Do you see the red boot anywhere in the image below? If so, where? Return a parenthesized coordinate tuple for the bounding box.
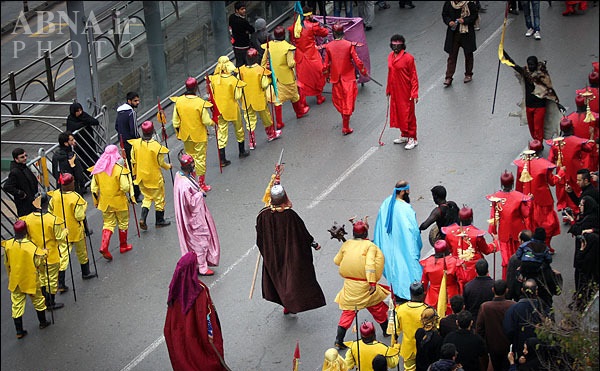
(99, 229, 113, 261)
(265, 125, 282, 142)
(199, 175, 211, 192)
(119, 229, 132, 253)
(292, 100, 310, 119)
(274, 105, 285, 129)
(342, 114, 353, 135)
(316, 94, 326, 105)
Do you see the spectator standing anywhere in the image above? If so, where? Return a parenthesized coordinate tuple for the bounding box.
(428, 343, 460, 371)
(476, 279, 515, 371)
(566, 196, 599, 293)
(4, 148, 38, 217)
(463, 258, 494, 324)
(442, 310, 488, 371)
(66, 102, 100, 169)
(386, 34, 420, 150)
(333, 1, 353, 17)
(572, 232, 599, 312)
(114, 91, 142, 202)
(442, 1, 479, 86)
(503, 279, 544, 359)
(52, 131, 87, 195)
(415, 307, 443, 371)
(228, 1, 254, 68)
(250, 18, 268, 61)
(522, 1, 541, 39)
(439, 295, 464, 339)
(357, 1, 376, 31)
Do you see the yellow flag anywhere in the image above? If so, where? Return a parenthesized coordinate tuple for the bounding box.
(262, 174, 275, 206)
(437, 271, 448, 319)
(498, 4, 515, 67)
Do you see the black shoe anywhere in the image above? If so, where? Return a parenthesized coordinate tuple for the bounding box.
(219, 148, 231, 167)
(334, 341, 348, 350)
(365, 25, 373, 31)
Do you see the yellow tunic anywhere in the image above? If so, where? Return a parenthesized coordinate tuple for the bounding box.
(128, 138, 170, 188)
(20, 212, 66, 265)
(48, 190, 87, 242)
(392, 301, 428, 360)
(261, 40, 297, 84)
(89, 163, 131, 212)
(239, 64, 272, 111)
(2, 237, 45, 295)
(344, 340, 400, 371)
(170, 95, 214, 143)
(209, 74, 246, 121)
(333, 239, 389, 310)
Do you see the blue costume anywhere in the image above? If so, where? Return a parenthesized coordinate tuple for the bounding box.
(373, 185, 423, 300)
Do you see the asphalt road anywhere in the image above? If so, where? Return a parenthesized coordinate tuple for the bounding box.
(1, 2, 598, 370)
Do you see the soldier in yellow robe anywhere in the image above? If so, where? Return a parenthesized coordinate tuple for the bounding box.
(239, 47, 282, 149)
(129, 121, 172, 229)
(344, 321, 400, 370)
(333, 218, 390, 350)
(2, 220, 51, 339)
(21, 193, 68, 311)
(171, 77, 215, 191)
(209, 55, 250, 165)
(89, 144, 134, 261)
(260, 25, 310, 129)
(48, 172, 96, 282)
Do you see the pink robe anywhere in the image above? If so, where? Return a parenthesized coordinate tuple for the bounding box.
(173, 172, 220, 274)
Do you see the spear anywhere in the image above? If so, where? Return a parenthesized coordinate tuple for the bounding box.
(157, 96, 175, 184)
(354, 306, 361, 371)
(37, 150, 54, 323)
(57, 173, 77, 302)
(119, 134, 140, 238)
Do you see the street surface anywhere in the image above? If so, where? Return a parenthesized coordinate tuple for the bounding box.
(1, 2, 598, 370)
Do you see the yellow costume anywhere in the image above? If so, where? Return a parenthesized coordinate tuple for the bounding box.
(239, 64, 274, 133)
(209, 72, 247, 149)
(48, 189, 88, 266)
(128, 138, 170, 212)
(344, 339, 400, 371)
(321, 348, 347, 371)
(389, 301, 428, 371)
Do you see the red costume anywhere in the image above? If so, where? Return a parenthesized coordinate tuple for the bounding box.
(386, 49, 419, 140)
(486, 173, 532, 280)
(546, 132, 595, 211)
(576, 86, 598, 115)
(323, 24, 367, 135)
(288, 18, 329, 102)
(420, 243, 463, 315)
(513, 143, 563, 250)
(569, 95, 598, 141)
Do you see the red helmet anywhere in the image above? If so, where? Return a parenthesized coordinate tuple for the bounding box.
(332, 22, 344, 34)
(13, 220, 27, 235)
(589, 71, 599, 85)
(247, 48, 258, 59)
(528, 139, 543, 152)
(141, 121, 154, 135)
(185, 77, 198, 91)
(273, 25, 286, 40)
(458, 207, 473, 222)
(560, 117, 573, 132)
(360, 321, 375, 338)
(434, 240, 448, 254)
(352, 220, 368, 236)
(179, 153, 194, 167)
(501, 170, 514, 188)
(575, 94, 586, 107)
(59, 172, 74, 185)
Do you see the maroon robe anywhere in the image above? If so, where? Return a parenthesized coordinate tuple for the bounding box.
(255, 207, 326, 313)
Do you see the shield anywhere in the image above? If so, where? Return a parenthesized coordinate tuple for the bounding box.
(428, 225, 443, 247)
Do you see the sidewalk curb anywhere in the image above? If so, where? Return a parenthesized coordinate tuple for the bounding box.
(1, 1, 63, 37)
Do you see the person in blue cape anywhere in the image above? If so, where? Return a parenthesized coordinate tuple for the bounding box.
(373, 180, 423, 302)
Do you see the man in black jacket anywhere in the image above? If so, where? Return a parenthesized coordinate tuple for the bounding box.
(66, 102, 100, 169)
(115, 91, 142, 202)
(229, 1, 254, 67)
(52, 131, 86, 195)
(3, 148, 38, 217)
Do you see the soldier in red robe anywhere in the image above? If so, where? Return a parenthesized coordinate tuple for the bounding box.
(575, 70, 598, 114)
(569, 94, 598, 141)
(442, 207, 496, 291)
(420, 240, 463, 315)
(288, 7, 329, 106)
(546, 118, 596, 212)
(513, 140, 563, 253)
(386, 34, 419, 150)
(486, 171, 532, 280)
(323, 23, 368, 135)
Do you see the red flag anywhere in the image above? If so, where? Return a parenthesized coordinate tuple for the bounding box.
(58, 172, 64, 185)
(292, 341, 300, 371)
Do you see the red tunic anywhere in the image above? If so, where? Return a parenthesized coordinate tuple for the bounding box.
(386, 50, 419, 139)
(513, 157, 561, 241)
(288, 20, 329, 96)
(576, 87, 599, 114)
(442, 223, 496, 290)
(323, 39, 366, 115)
(420, 254, 463, 315)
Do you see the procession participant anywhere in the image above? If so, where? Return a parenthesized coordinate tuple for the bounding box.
(387, 282, 429, 371)
(387, 34, 420, 149)
(3, 148, 38, 217)
(569, 94, 598, 141)
(114, 91, 142, 202)
(288, 6, 329, 106)
(321, 348, 347, 371)
(255, 184, 326, 315)
(344, 321, 401, 370)
(173, 152, 220, 276)
(89, 144, 134, 261)
(576, 68, 598, 114)
(128, 121, 172, 229)
(21, 193, 67, 310)
(486, 171, 532, 280)
(238, 48, 282, 149)
(333, 218, 390, 350)
(547, 118, 595, 212)
(171, 77, 216, 187)
(513, 140, 562, 252)
(48, 173, 96, 282)
(373, 180, 423, 302)
(164, 252, 227, 370)
(420, 240, 462, 315)
(419, 185, 459, 245)
(260, 25, 310, 129)
(209, 56, 250, 163)
(323, 22, 368, 135)
(442, 206, 496, 290)
(2, 220, 51, 339)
